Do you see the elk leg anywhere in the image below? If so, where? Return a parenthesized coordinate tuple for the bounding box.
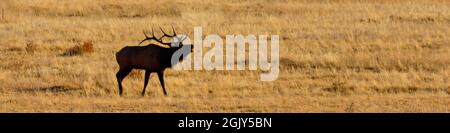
(116, 68, 132, 96)
(141, 70, 151, 96)
(157, 71, 167, 96)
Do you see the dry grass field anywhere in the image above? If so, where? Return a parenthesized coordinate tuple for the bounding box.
(0, 0, 449, 112)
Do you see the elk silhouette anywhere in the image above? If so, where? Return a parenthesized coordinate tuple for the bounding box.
(115, 26, 192, 96)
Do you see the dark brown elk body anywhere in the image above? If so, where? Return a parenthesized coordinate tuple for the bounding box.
(115, 27, 191, 96)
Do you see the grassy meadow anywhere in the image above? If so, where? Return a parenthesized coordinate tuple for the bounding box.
(0, 0, 449, 112)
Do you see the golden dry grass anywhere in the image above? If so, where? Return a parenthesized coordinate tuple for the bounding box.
(0, 0, 449, 112)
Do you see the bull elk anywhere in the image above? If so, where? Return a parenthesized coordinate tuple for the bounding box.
(115, 26, 192, 96)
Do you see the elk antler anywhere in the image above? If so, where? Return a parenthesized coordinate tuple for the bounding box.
(139, 26, 180, 46)
(158, 25, 177, 42)
(138, 28, 160, 45)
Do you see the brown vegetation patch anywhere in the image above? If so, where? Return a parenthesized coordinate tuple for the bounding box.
(372, 86, 441, 94)
(280, 58, 306, 69)
(17, 85, 82, 94)
(322, 81, 356, 95)
(5, 46, 23, 52)
(388, 15, 443, 23)
(61, 40, 94, 56)
(25, 41, 38, 54)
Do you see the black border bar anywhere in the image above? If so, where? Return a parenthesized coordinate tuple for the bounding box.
(0, 113, 449, 131)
